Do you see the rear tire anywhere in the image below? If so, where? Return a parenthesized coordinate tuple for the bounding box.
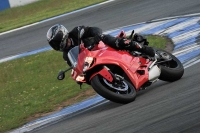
(156, 49, 184, 82)
(91, 75, 136, 104)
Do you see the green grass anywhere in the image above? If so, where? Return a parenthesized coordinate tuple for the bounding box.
(0, 36, 167, 132)
(0, 50, 91, 132)
(146, 35, 166, 49)
(0, 0, 106, 33)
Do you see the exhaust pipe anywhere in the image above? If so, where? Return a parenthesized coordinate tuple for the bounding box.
(148, 65, 161, 82)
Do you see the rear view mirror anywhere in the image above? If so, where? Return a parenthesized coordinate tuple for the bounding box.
(57, 71, 65, 80)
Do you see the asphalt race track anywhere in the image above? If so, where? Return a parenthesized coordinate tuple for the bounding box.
(1, 0, 200, 59)
(1, 0, 200, 133)
(31, 64, 200, 133)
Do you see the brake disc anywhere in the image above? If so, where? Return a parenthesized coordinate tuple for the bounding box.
(103, 75, 128, 92)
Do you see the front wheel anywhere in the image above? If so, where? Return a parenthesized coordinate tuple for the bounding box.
(156, 49, 184, 82)
(91, 74, 136, 104)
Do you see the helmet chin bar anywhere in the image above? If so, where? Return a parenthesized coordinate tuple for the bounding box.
(60, 35, 69, 51)
(70, 38, 74, 46)
(63, 38, 74, 51)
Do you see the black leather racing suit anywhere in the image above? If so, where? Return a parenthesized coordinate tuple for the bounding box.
(63, 26, 124, 65)
(63, 26, 100, 64)
(63, 26, 154, 66)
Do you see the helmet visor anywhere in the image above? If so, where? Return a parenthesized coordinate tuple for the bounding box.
(59, 36, 67, 51)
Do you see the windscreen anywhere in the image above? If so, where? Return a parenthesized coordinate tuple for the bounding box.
(67, 46, 79, 68)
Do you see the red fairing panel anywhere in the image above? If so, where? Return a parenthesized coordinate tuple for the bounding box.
(73, 42, 153, 90)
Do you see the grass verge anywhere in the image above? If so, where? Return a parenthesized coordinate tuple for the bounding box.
(0, 0, 106, 33)
(0, 35, 167, 132)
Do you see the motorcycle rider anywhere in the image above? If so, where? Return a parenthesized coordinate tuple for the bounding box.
(46, 24, 155, 66)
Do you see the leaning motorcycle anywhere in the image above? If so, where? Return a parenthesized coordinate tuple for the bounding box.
(57, 31, 184, 104)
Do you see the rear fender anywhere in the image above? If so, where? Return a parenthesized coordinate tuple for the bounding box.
(89, 67, 113, 82)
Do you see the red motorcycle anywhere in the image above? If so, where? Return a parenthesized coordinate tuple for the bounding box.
(57, 31, 184, 104)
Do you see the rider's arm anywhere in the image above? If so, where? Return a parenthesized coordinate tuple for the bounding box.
(85, 27, 102, 38)
(101, 34, 125, 50)
(69, 26, 102, 39)
(69, 26, 86, 39)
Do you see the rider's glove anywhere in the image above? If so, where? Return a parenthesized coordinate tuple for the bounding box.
(94, 34, 104, 44)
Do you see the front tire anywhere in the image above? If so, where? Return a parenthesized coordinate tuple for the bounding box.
(91, 75, 136, 104)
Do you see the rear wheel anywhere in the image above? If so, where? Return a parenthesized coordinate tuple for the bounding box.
(91, 74, 136, 104)
(156, 49, 184, 82)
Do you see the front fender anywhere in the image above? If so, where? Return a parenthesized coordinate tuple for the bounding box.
(89, 67, 113, 82)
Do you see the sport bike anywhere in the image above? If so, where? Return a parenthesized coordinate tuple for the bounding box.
(57, 31, 184, 104)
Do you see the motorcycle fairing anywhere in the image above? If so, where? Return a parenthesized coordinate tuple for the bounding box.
(73, 42, 153, 90)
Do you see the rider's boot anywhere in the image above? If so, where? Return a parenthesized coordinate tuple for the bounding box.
(141, 45, 155, 57)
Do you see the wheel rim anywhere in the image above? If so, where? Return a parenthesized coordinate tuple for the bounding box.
(158, 51, 179, 68)
(103, 78, 129, 92)
(159, 51, 172, 60)
(100, 74, 134, 95)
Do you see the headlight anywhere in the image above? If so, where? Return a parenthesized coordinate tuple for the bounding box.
(76, 75, 85, 82)
(83, 57, 94, 72)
